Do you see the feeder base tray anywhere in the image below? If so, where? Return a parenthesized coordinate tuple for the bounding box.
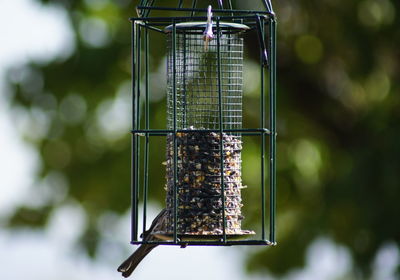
(154, 230, 255, 242)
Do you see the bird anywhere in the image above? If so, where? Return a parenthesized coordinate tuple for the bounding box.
(203, 5, 214, 51)
(117, 209, 168, 278)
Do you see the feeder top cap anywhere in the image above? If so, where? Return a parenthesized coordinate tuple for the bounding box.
(164, 22, 250, 34)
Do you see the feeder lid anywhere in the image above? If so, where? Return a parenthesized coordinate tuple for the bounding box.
(164, 21, 250, 33)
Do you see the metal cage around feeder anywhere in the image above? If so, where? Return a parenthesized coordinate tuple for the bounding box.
(129, 0, 277, 246)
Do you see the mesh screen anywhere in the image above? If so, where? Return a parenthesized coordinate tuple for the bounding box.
(166, 30, 243, 130)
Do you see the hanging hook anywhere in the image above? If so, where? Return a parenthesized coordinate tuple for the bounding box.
(203, 5, 214, 51)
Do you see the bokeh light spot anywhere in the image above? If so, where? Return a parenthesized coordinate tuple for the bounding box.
(295, 35, 324, 64)
(291, 139, 322, 185)
(358, 0, 396, 28)
(79, 17, 111, 48)
(365, 70, 391, 102)
(59, 94, 87, 125)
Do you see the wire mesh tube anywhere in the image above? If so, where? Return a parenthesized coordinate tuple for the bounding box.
(166, 23, 245, 130)
(161, 22, 254, 238)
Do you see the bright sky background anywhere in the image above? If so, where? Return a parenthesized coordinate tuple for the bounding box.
(0, 1, 398, 280)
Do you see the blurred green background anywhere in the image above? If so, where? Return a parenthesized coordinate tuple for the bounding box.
(2, 0, 399, 279)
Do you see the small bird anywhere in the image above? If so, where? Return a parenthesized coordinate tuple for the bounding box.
(117, 209, 168, 278)
(203, 5, 214, 51)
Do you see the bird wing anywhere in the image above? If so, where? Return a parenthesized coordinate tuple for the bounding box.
(142, 208, 168, 240)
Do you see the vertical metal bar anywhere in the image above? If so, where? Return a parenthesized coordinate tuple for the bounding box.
(182, 32, 187, 128)
(190, 0, 197, 17)
(144, 0, 155, 17)
(142, 27, 150, 235)
(256, 16, 269, 67)
(268, 0, 274, 13)
(216, 18, 226, 243)
(272, 18, 277, 244)
(269, 18, 277, 244)
(227, 34, 231, 131)
(137, 1, 145, 17)
(131, 21, 138, 242)
(172, 20, 178, 243)
(261, 0, 273, 13)
(227, 0, 234, 17)
(140, 0, 150, 17)
(135, 23, 142, 241)
(178, 0, 183, 8)
(260, 16, 266, 241)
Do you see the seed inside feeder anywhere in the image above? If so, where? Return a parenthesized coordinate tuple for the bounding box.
(163, 128, 254, 236)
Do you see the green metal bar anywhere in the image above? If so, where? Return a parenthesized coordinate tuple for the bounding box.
(227, 0, 233, 9)
(260, 16, 266, 241)
(137, 23, 164, 33)
(190, 0, 197, 17)
(172, 20, 178, 243)
(136, 6, 274, 15)
(133, 132, 269, 136)
(129, 15, 271, 23)
(135, 23, 142, 241)
(182, 32, 187, 127)
(132, 128, 271, 134)
(138, 0, 147, 13)
(142, 27, 150, 235)
(144, 0, 155, 17)
(256, 15, 269, 67)
(216, 18, 227, 243)
(132, 240, 275, 246)
(227, 0, 234, 17)
(261, 0, 273, 13)
(269, 18, 277, 244)
(273, 18, 277, 244)
(131, 21, 138, 242)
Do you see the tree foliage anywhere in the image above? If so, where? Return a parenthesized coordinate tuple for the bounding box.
(5, 0, 400, 278)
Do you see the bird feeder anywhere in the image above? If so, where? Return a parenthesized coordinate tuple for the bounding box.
(129, 0, 277, 246)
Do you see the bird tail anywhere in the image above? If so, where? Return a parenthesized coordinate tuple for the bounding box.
(117, 244, 158, 278)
